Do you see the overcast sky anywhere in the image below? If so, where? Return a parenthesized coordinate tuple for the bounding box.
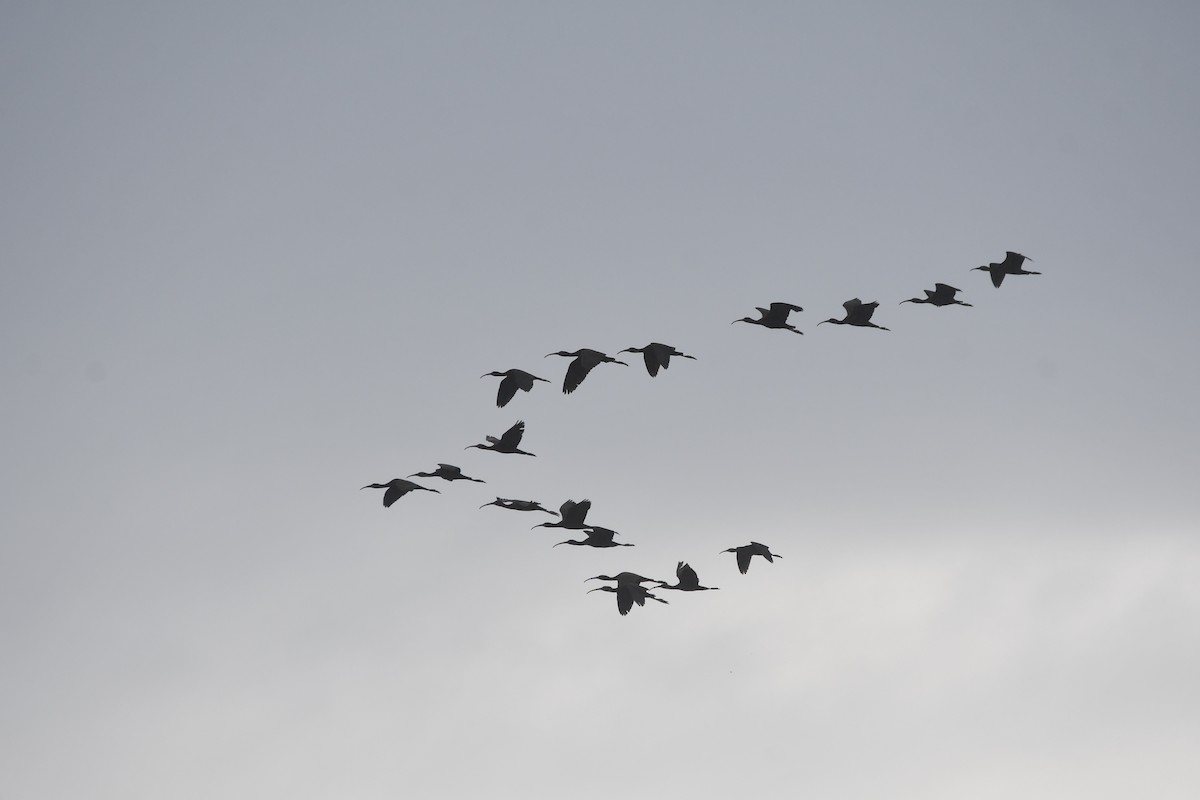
(3, 3, 1199, 798)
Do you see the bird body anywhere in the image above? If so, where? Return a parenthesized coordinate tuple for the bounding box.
(901, 283, 972, 307)
(974, 251, 1039, 288)
(480, 368, 550, 408)
(408, 463, 485, 483)
(818, 298, 890, 330)
(656, 561, 718, 591)
(721, 541, 782, 574)
(619, 342, 697, 377)
(733, 302, 804, 334)
(480, 498, 558, 515)
(360, 478, 440, 507)
(545, 349, 628, 394)
(466, 420, 536, 456)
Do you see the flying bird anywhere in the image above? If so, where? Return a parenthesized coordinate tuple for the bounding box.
(480, 368, 550, 408)
(407, 463, 485, 483)
(619, 342, 697, 377)
(553, 526, 631, 548)
(973, 251, 1040, 288)
(721, 542, 782, 574)
(360, 478, 440, 507)
(532, 499, 593, 530)
(466, 420, 536, 456)
(586, 573, 667, 616)
(544, 349, 628, 394)
(655, 562, 719, 592)
(901, 283, 973, 308)
(587, 583, 669, 615)
(732, 302, 805, 334)
(479, 498, 558, 515)
(818, 298, 890, 331)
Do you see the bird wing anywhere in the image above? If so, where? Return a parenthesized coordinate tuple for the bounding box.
(767, 302, 802, 322)
(496, 375, 520, 408)
(1002, 251, 1027, 269)
(736, 548, 751, 574)
(990, 266, 1005, 288)
(842, 298, 863, 313)
(499, 420, 525, 449)
(563, 356, 599, 394)
(587, 527, 616, 545)
(642, 349, 661, 377)
(616, 585, 635, 616)
(858, 301, 880, 321)
(678, 562, 699, 587)
(383, 482, 410, 507)
(933, 283, 960, 296)
(436, 464, 462, 476)
(562, 499, 591, 526)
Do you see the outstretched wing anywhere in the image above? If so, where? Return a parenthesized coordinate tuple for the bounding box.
(496, 375, 520, 408)
(616, 585, 635, 616)
(990, 266, 1005, 288)
(563, 356, 598, 394)
(561, 499, 591, 527)
(382, 482, 410, 507)
(1002, 251, 1028, 269)
(499, 420, 525, 449)
(436, 464, 462, 476)
(767, 302, 803, 322)
(736, 548, 752, 574)
(933, 283, 960, 297)
(642, 349, 661, 377)
(678, 562, 699, 587)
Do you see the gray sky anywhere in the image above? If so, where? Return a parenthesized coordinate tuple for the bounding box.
(3, 3, 1199, 798)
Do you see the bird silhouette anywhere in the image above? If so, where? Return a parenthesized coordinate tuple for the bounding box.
(544, 349, 629, 394)
(553, 526, 631, 548)
(619, 343, 697, 377)
(532, 499, 593, 530)
(721, 541, 782, 574)
(973, 251, 1039, 288)
(818, 298, 890, 331)
(901, 283, 973, 307)
(655, 561, 719, 591)
(479, 498, 558, 515)
(587, 583, 669, 615)
(466, 420, 536, 456)
(408, 463, 485, 483)
(587, 572, 661, 586)
(480, 368, 550, 408)
(360, 478, 440, 507)
(732, 302, 805, 334)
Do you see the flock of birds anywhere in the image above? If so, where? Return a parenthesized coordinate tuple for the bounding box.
(363, 251, 1040, 615)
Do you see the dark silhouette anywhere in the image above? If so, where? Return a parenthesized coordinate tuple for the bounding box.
(466, 420, 536, 456)
(544, 349, 628, 394)
(655, 561, 719, 591)
(532, 499, 592, 530)
(901, 283, 973, 308)
(619, 342, 697, 377)
(587, 572, 661, 586)
(818, 298, 890, 331)
(732, 302, 805, 334)
(721, 541, 782, 574)
(587, 584, 669, 615)
(408, 463, 485, 483)
(973, 251, 1039, 288)
(553, 526, 631, 548)
(360, 478, 440, 507)
(586, 573, 667, 615)
(480, 368, 550, 408)
(479, 498, 558, 515)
